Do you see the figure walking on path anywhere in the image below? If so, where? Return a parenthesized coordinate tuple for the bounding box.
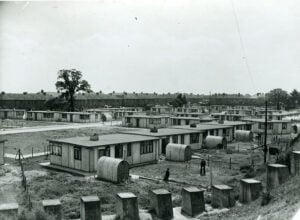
(200, 159, 206, 176)
(163, 168, 170, 182)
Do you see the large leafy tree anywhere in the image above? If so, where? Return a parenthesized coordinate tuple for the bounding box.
(288, 89, 300, 109)
(266, 88, 289, 110)
(170, 94, 187, 107)
(55, 69, 92, 112)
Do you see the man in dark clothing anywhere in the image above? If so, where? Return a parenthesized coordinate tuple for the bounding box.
(163, 168, 170, 182)
(200, 159, 206, 176)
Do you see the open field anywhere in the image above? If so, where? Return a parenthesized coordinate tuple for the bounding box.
(1, 126, 127, 155)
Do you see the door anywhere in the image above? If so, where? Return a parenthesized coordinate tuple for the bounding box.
(4, 111, 7, 119)
(115, 144, 123, 158)
(70, 114, 73, 122)
(136, 118, 140, 128)
(34, 113, 38, 120)
(98, 149, 105, 159)
(161, 138, 169, 154)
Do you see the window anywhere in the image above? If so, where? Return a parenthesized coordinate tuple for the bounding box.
(62, 113, 67, 119)
(43, 113, 54, 118)
(50, 143, 62, 156)
(140, 141, 153, 154)
(172, 135, 178, 143)
(282, 123, 287, 130)
(127, 143, 132, 157)
(74, 147, 82, 160)
(80, 114, 90, 120)
(190, 133, 199, 144)
(16, 111, 24, 116)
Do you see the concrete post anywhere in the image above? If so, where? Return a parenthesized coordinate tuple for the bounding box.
(42, 199, 62, 220)
(80, 196, 101, 220)
(181, 187, 205, 216)
(0, 203, 18, 219)
(149, 189, 173, 219)
(116, 192, 139, 220)
(267, 164, 289, 190)
(212, 185, 235, 208)
(239, 179, 262, 203)
(291, 151, 300, 175)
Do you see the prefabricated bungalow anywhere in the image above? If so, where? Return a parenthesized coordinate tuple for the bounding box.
(122, 115, 171, 128)
(48, 133, 160, 172)
(211, 113, 248, 122)
(0, 140, 6, 165)
(87, 107, 144, 120)
(121, 127, 203, 152)
(0, 109, 26, 120)
(171, 123, 236, 142)
(26, 111, 101, 123)
(243, 118, 292, 135)
(150, 105, 173, 115)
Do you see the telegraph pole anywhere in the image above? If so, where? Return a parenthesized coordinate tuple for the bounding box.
(263, 100, 268, 163)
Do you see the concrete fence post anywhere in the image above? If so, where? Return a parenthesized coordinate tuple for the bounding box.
(42, 199, 62, 220)
(149, 189, 173, 219)
(181, 187, 205, 216)
(116, 192, 139, 220)
(0, 203, 19, 219)
(239, 179, 262, 203)
(267, 164, 289, 190)
(212, 185, 235, 208)
(80, 196, 101, 220)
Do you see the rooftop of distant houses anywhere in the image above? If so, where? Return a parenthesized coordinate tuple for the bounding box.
(121, 127, 201, 137)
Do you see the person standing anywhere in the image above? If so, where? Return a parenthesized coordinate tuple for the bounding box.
(163, 168, 170, 182)
(200, 159, 206, 176)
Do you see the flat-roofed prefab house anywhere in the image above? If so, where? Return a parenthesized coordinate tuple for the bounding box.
(0, 140, 6, 165)
(0, 109, 26, 120)
(121, 128, 203, 153)
(243, 119, 292, 135)
(26, 111, 60, 121)
(171, 117, 202, 126)
(172, 123, 235, 143)
(48, 134, 160, 172)
(122, 115, 170, 128)
(60, 112, 101, 123)
(243, 118, 292, 145)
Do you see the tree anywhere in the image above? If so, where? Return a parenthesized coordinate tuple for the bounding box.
(55, 69, 92, 112)
(265, 88, 289, 110)
(288, 89, 300, 109)
(170, 93, 187, 107)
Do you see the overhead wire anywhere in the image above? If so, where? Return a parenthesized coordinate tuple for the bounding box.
(230, 0, 256, 92)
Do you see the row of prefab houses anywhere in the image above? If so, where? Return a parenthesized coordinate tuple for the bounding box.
(46, 121, 252, 173)
(0, 109, 114, 123)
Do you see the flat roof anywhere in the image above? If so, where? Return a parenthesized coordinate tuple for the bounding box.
(171, 123, 233, 131)
(243, 118, 291, 123)
(121, 127, 201, 137)
(49, 133, 159, 147)
(200, 121, 249, 126)
(125, 115, 169, 119)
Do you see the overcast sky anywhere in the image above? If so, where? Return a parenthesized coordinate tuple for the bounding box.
(0, 0, 299, 94)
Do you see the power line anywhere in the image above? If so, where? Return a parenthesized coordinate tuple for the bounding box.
(230, 0, 256, 91)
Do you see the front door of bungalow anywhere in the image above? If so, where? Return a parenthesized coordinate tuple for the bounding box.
(136, 118, 140, 128)
(115, 144, 123, 158)
(161, 138, 169, 155)
(4, 111, 7, 119)
(34, 113, 37, 120)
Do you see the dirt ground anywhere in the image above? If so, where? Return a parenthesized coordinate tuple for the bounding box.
(0, 147, 265, 220)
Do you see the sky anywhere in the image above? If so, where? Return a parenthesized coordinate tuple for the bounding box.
(0, 0, 299, 95)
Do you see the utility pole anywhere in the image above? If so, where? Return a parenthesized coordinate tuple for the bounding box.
(264, 100, 268, 163)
